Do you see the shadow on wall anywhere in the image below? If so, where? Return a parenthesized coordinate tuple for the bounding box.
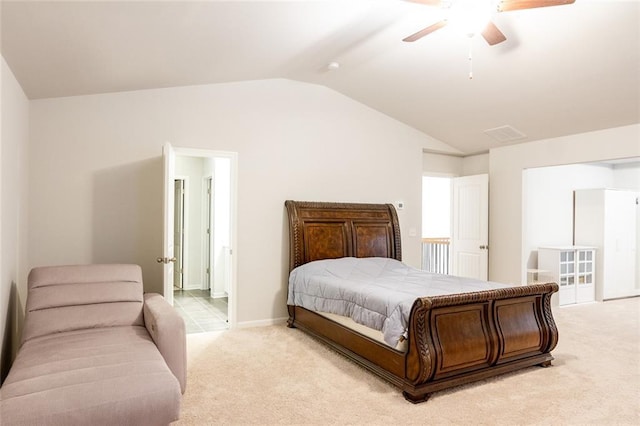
(1, 282, 24, 385)
(278, 206, 290, 320)
(527, 251, 538, 271)
(92, 158, 164, 294)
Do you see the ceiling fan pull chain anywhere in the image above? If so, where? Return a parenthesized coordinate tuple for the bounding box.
(468, 35, 474, 80)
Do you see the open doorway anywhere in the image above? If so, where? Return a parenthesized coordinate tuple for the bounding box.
(169, 153, 235, 333)
(522, 158, 639, 304)
(422, 176, 451, 274)
(422, 174, 489, 280)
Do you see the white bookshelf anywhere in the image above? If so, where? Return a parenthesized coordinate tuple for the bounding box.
(538, 246, 596, 306)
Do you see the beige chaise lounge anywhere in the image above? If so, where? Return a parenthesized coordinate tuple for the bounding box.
(0, 264, 186, 425)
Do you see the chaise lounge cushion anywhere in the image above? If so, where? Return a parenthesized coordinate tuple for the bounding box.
(0, 264, 185, 426)
(21, 264, 145, 343)
(1, 326, 181, 425)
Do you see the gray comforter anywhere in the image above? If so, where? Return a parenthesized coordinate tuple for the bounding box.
(287, 257, 510, 347)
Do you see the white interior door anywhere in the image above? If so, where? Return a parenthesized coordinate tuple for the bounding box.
(452, 174, 489, 280)
(161, 142, 176, 305)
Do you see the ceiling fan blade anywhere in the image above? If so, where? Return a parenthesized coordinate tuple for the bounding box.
(497, 0, 575, 12)
(405, 0, 443, 6)
(481, 21, 507, 46)
(403, 20, 448, 43)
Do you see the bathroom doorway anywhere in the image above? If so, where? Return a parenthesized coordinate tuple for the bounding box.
(162, 144, 237, 333)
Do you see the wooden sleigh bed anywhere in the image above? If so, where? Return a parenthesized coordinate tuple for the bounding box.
(285, 200, 559, 403)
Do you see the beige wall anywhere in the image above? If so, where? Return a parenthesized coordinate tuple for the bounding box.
(8, 67, 638, 355)
(489, 124, 640, 285)
(28, 78, 450, 327)
(422, 152, 463, 176)
(462, 153, 489, 176)
(423, 135, 638, 287)
(422, 152, 489, 176)
(523, 163, 615, 271)
(1, 56, 29, 383)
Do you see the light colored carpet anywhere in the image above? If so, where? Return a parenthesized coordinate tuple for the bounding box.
(177, 297, 639, 425)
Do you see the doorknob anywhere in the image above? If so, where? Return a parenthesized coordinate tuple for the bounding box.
(156, 257, 177, 264)
(479, 245, 489, 250)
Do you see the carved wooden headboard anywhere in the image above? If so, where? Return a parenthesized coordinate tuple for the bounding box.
(285, 200, 402, 272)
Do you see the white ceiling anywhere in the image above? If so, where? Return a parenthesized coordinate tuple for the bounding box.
(1, 0, 639, 154)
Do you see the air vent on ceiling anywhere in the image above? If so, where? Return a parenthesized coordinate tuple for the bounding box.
(484, 125, 527, 143)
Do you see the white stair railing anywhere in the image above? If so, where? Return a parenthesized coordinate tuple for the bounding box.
(421, 238, 450, 274)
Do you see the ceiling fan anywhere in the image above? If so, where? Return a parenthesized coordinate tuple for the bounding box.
(403, 0, 575, 45)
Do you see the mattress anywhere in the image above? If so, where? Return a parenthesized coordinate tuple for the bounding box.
(316, 311, 408, 352)
(288, 257, 511, 347)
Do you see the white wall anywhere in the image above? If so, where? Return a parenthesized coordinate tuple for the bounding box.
(212, 157, 231, 297)
(28, 78, 447, 326)
(422, 177, 451, 238)
(0, 56, 29, 382)
(462, 153, 489, 176)
(613, 161, 640, 189)
(422, 152, 489, 176)
(175, 156, 205, 289)
(489, 125, 640, 285)
(523, 163, 615, 270)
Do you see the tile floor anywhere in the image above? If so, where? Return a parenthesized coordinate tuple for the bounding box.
(173, 289, 229, 334)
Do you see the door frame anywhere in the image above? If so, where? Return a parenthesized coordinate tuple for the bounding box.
(202, 175, 214, 292)
(421, 173, 489, 280)
(162, 143, 238, 328)
(173, 177, 188, 290)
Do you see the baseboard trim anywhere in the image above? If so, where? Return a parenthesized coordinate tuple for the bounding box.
(236, 317, 288, 329)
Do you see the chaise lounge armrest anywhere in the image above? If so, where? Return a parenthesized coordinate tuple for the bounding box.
(144, 293, 187, 394)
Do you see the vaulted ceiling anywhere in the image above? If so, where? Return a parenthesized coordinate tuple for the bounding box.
(2, 0, 639, 154)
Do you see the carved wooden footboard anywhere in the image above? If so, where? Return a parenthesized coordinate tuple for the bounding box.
(403, 283, 558, 402)
(285, 200, 559, 403)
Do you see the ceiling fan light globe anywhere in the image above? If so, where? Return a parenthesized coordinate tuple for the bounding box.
(448, 0, 495, 36)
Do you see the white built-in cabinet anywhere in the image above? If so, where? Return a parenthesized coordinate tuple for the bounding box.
(574, 189, 639, 301)
(538, 246, 596, 306)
